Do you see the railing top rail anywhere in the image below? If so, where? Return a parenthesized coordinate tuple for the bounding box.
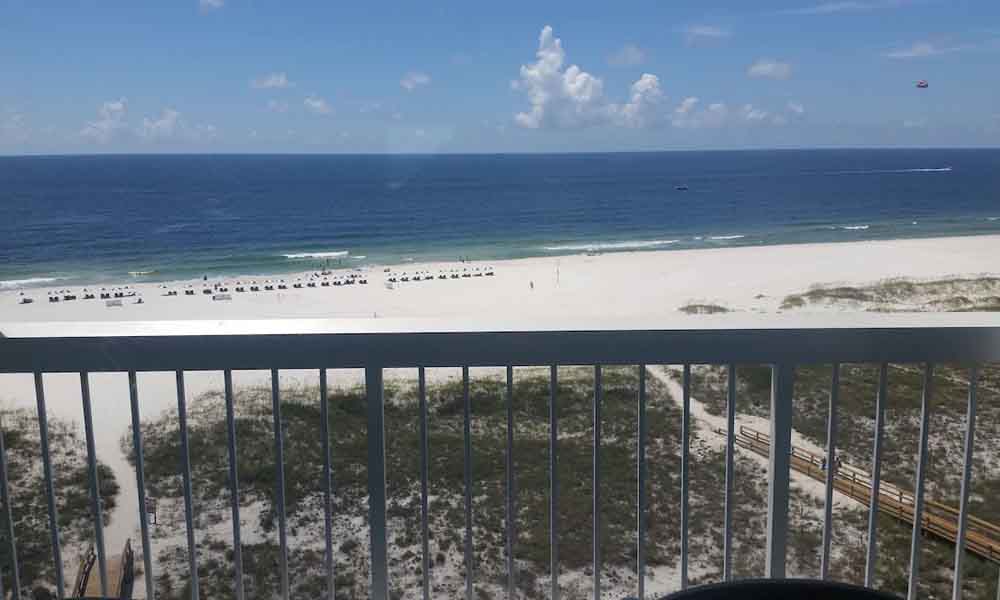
(2, 314, 1000, 373)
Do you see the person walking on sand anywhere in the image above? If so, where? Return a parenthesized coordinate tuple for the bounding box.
(530, 281, 534, 290)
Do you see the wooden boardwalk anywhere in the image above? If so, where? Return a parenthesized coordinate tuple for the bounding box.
(728, 425, 1000, 565)
(72, 539, 135, 599)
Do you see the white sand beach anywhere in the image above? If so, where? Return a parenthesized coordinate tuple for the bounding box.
(2, 234, 1000, 597)
(5, 234, 1000, 324)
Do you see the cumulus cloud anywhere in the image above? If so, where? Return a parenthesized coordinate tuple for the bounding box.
(679, 25, 730, 45)
(304, 95, 333, 115)
(80, 98, 128, 143)
(139, 108, 217, 142)
(1, 111, 29, 143)
(607, 44, 645, 67)
(400, 71, 431, 91)
(199, 0, 224, 10)
(252, 72, 293, 89)
(513, 26, 667, 130)
(741, 104, 770, 122)
(669, 97, 731, 130)
(617, 73, 664, 127)
(140, 109, 181, 140)
(747, 59, 793, 80)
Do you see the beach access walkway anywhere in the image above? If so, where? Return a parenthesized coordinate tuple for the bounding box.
(728, 425, 1000, 565)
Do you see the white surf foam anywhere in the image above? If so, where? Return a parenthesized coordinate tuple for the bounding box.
(0, 277, 65, 289)
(542, 239, 680, 252)
(283, 251, 349, 260)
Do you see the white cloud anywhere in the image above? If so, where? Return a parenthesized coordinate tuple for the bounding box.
(679, 25, 730, 45)
(252, 72, 294, 89)
(1, 111, 29, 143)
(787, 101, 805, 115)
(607, 44, 645, 67)
(616, 74, 664, 128)
(514, 26, 668, 130)
(80, 98, 128, 143)
(779, 1, 906, 15)
(199, 0, 224, 10)
(400, 71, 431, 91)
(304, 95, 333, 115)
(139, 108, 217, 142)
(672, 98, 731, 129)
(140, 108, 181, 140)
(747, 59, 793, 80)
(267, 100, 289, 113)
(884, 41, 970, 59)
(741, 104, 770, 122)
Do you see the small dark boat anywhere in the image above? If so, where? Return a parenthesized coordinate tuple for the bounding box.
(675, 185, 689, 191)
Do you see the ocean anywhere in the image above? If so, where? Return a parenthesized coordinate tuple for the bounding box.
(2, 149, 999, 288)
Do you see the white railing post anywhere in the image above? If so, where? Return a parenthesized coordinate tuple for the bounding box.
(366, 366, 389, 600)
(766, 363, 795, 579)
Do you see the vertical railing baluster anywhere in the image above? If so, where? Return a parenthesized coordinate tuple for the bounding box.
(170, 372, 203, 600)
(952, 367, 978, 600)
(505, 366, 516, 600)
(462, 366, 474, 600)
(34, 373, 65, 599)
(723, 364, 736, 582)
(680, 365, 691, 589)
(176, 371, 200, 600)
(907, 364, 933, 600)
(550, 365, 560, 600)
(0, 415, 22, 600)
(128, 371, 155, 600)
(637, 365, 647, 600)
(766, 363, 795, 579)
(271, 370, 290, 600)
(865, 363, 889, 588)
(320, 369, 335, 600)
(223, 370, 246, 600)
(419, 368, 430, 600)
(593, 365, 602, 600)
(821, 364, 840, 580)
(80, 372, 109, 597)
(366, 367, 389, 600)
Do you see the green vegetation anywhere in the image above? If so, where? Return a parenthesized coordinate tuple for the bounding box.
(780, 277, 1000, 312)
(1, 408, 120, 598)
(678, 304, 730, 315)
(688, 362, 1000, 599)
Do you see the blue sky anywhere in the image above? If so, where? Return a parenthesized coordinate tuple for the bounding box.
(1, 0, 998, 154)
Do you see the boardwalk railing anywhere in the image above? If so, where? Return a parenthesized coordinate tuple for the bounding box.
(1, 315, 999, 600)
(731, 425, 1000, 565)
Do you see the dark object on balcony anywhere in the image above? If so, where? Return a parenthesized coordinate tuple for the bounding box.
(660, 579, 902, 600)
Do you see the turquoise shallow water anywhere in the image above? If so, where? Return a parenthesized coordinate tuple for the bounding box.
(2, 149, 999, 288)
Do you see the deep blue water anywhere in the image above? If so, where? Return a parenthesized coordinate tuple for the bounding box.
(2, 149, 999, 287)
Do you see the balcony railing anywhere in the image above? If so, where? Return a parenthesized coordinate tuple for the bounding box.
(1, 315, 999, 600)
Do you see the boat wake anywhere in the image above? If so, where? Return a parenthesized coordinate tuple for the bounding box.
(825, 167, 952, 175)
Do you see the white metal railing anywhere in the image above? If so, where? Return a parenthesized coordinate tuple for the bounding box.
(1, 315, 999, 600)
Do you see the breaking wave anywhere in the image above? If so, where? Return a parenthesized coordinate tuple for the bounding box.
(0, 277, 65, 289)
(542, 239, 680, 252)
(283, 251, 349, 260)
